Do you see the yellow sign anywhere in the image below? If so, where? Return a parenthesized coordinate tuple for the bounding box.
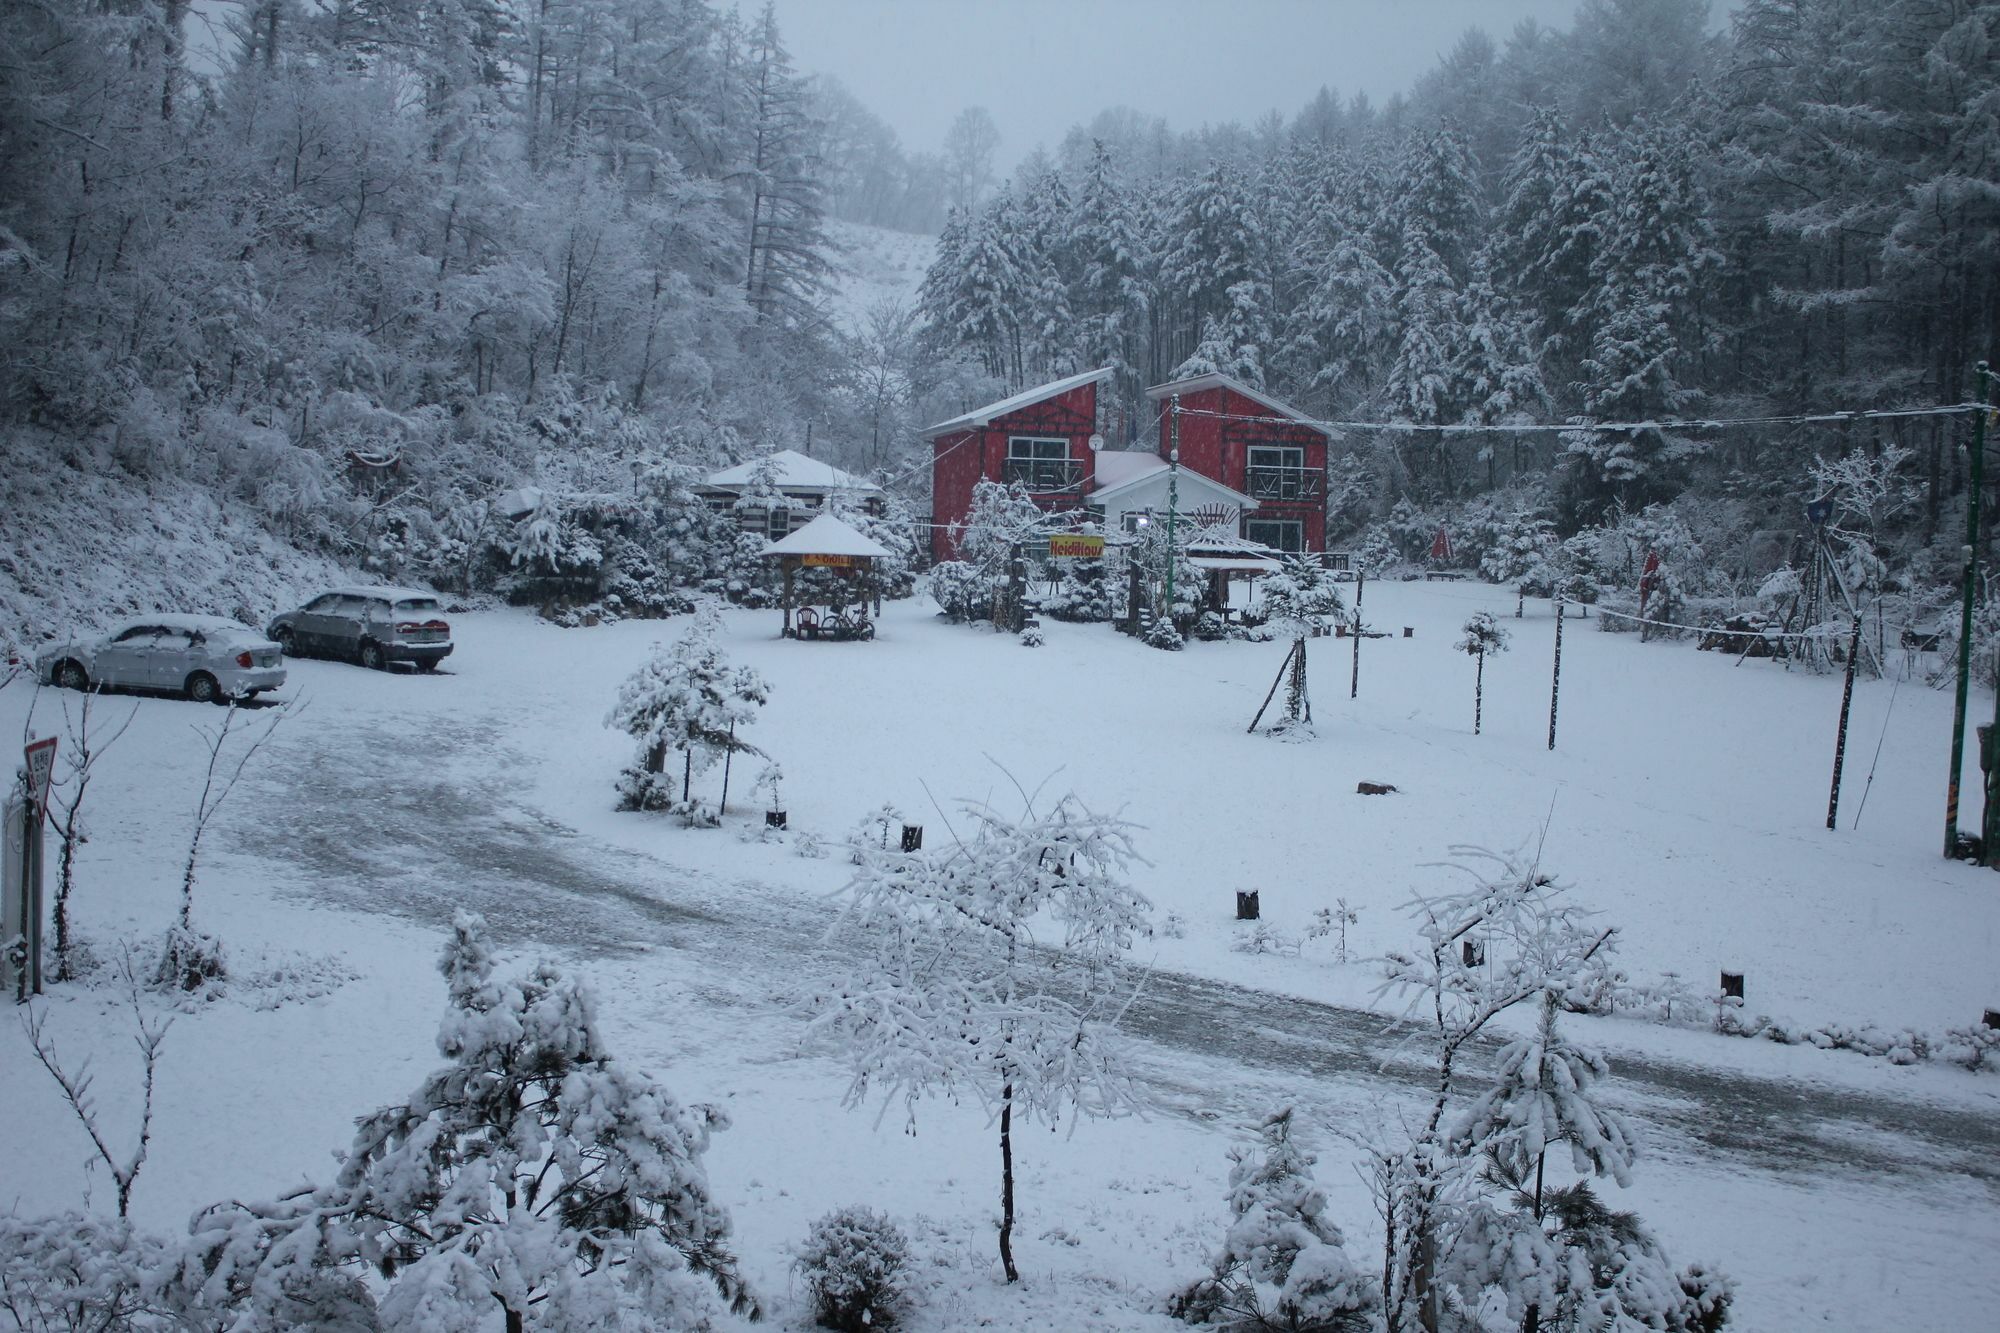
(1049, 534, 1105, 559)
(801, 553, 859, 568)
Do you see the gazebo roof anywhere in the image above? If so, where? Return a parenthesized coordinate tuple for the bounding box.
(761, 513, 891, 559)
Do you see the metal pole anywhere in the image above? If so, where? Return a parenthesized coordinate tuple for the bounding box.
(1350, 563, 1365, 699)
(1828, 614, 1862, 831)
(1164, 395, 1181, 620)
(1984, 650, 2000, 865)
(1548, 594, 1564, 752)
(1946, 362, 1993, 857)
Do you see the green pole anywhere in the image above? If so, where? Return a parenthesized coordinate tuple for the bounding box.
(1946, 362, 1993, 858)
(1164, 394, 1181, 620)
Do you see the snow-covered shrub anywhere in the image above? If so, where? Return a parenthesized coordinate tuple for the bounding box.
(1231, 923, 1302, 957)
(1020, 624, 1044, 647)
(1039, 557, 1115, 623)
(1145, 617, 1185, 651)
(1169, 1107, 1377, 1331)
(1940, 1023, 2000, 1072)
(183, 912, 759, 1328)
(0, 1212, 195, 1330)
(927, 560, 993, 623)
(793, 1206, 914, 1331)
(153, 922, 226, 995)
(1481, 509, 1556, 584)
(794, 829, 828, 859)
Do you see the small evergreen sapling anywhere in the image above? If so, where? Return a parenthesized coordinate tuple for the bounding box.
(1455, 612, 1510, 735)
(1253, 558, 1345, 736)
(1169, 1107, 1377, 1331)
(185, 912, 757, 1330)
(607, 604, 769, 819)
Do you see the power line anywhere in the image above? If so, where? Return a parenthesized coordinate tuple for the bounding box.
(1171, 401, 1990, 436)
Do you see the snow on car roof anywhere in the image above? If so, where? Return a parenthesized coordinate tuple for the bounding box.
(110, 614, 266, 639)
(324, 586, 442, 602)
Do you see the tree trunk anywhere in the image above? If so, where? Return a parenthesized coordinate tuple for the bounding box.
(682, 747, 692, 803)
(1474, 651, 1484, 735)
(999, 1079, 1019, 1282)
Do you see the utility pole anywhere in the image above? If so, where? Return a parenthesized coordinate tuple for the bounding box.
(1946, 362, 1995, 858)
(1164, 394, 1182, 620)
(1350, 563, 1365, 699)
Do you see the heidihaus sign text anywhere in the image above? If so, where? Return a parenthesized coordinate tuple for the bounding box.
(1049, 534, 1105, 559)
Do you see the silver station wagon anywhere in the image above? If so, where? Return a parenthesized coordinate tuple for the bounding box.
(37, 615, 286, 704)
(266, 586, 454, 671)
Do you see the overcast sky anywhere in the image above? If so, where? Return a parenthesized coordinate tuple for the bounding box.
(770, 0, 1602, 170)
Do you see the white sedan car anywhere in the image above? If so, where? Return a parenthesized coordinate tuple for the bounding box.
(37, 615, 286, 704)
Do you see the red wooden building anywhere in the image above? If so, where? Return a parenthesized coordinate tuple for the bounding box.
(1143, 371, 1333, 554)
(922, 366, 1113, 562)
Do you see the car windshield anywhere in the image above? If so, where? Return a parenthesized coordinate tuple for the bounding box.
(394, 598, 442, 614)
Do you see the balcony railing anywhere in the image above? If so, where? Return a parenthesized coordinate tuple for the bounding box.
(1004, 457, 1085, 492)
(1245, 466, 1324, 502)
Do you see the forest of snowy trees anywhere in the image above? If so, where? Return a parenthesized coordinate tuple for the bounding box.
(1, 0, 1996, 642)
(0, 0, 968, 636)
(917, 0, 2000, 621)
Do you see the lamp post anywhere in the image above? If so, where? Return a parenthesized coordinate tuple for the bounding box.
(630, 457, 643, 498)
(1164, 394, 1182, 619)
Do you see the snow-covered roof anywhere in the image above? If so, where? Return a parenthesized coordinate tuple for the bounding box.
(701, 450, 880, 494)
(1189, 554, 1283, 574)
(921, 367, 1115, 439)
(761, 513, 892, 559)
(1184, 528, 1283, 557)
(1144, 371, 1337, 439)
(1087, 453, 1260, 510)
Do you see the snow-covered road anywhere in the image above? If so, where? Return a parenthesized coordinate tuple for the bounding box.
(232, 696, 1998, 1198)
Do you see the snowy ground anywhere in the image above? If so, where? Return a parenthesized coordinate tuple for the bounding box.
(5, 579, 1998, 1330)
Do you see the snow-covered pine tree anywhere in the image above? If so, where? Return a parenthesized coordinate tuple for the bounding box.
(606, 604, 770, 817)
(1563, 120, 1721, 524)
(1070, 140, 1153, 417)
(1444, 990, 1731, 1333)
(1169, 1107, 1378, 1331)
(1160, 161, 1272, 386)
(1453, 258, 1551, 487)
(805, 794, 1153, 1284)
(1386, 231, 1461, 497)
(1254, 556, 1346, 736)
(1370, 848, 1618, 1333)
(185, 912, 757, 1330)
(1454, 611, 1511, 735)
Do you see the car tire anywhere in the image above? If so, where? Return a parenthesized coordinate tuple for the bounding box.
(359, 641, 386, 671)
(185, 672, 222, 705)
(416, 658, 438, 673)
(54, 659, 89, 692)
(274, 626, 298, 657)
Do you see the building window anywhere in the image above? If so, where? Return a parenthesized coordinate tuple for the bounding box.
(1004, 437, 1081, 491)
(766, 507, 792, 540)
(1245, 518, 1303, 553)
(1247, 445, 1315, 501)
(1121, 510, 1153, 534)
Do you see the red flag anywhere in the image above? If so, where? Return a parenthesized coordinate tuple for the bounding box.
(1430, 525, 1454, 562)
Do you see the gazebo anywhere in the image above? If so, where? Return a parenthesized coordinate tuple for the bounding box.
(763, 513, 891, 638)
